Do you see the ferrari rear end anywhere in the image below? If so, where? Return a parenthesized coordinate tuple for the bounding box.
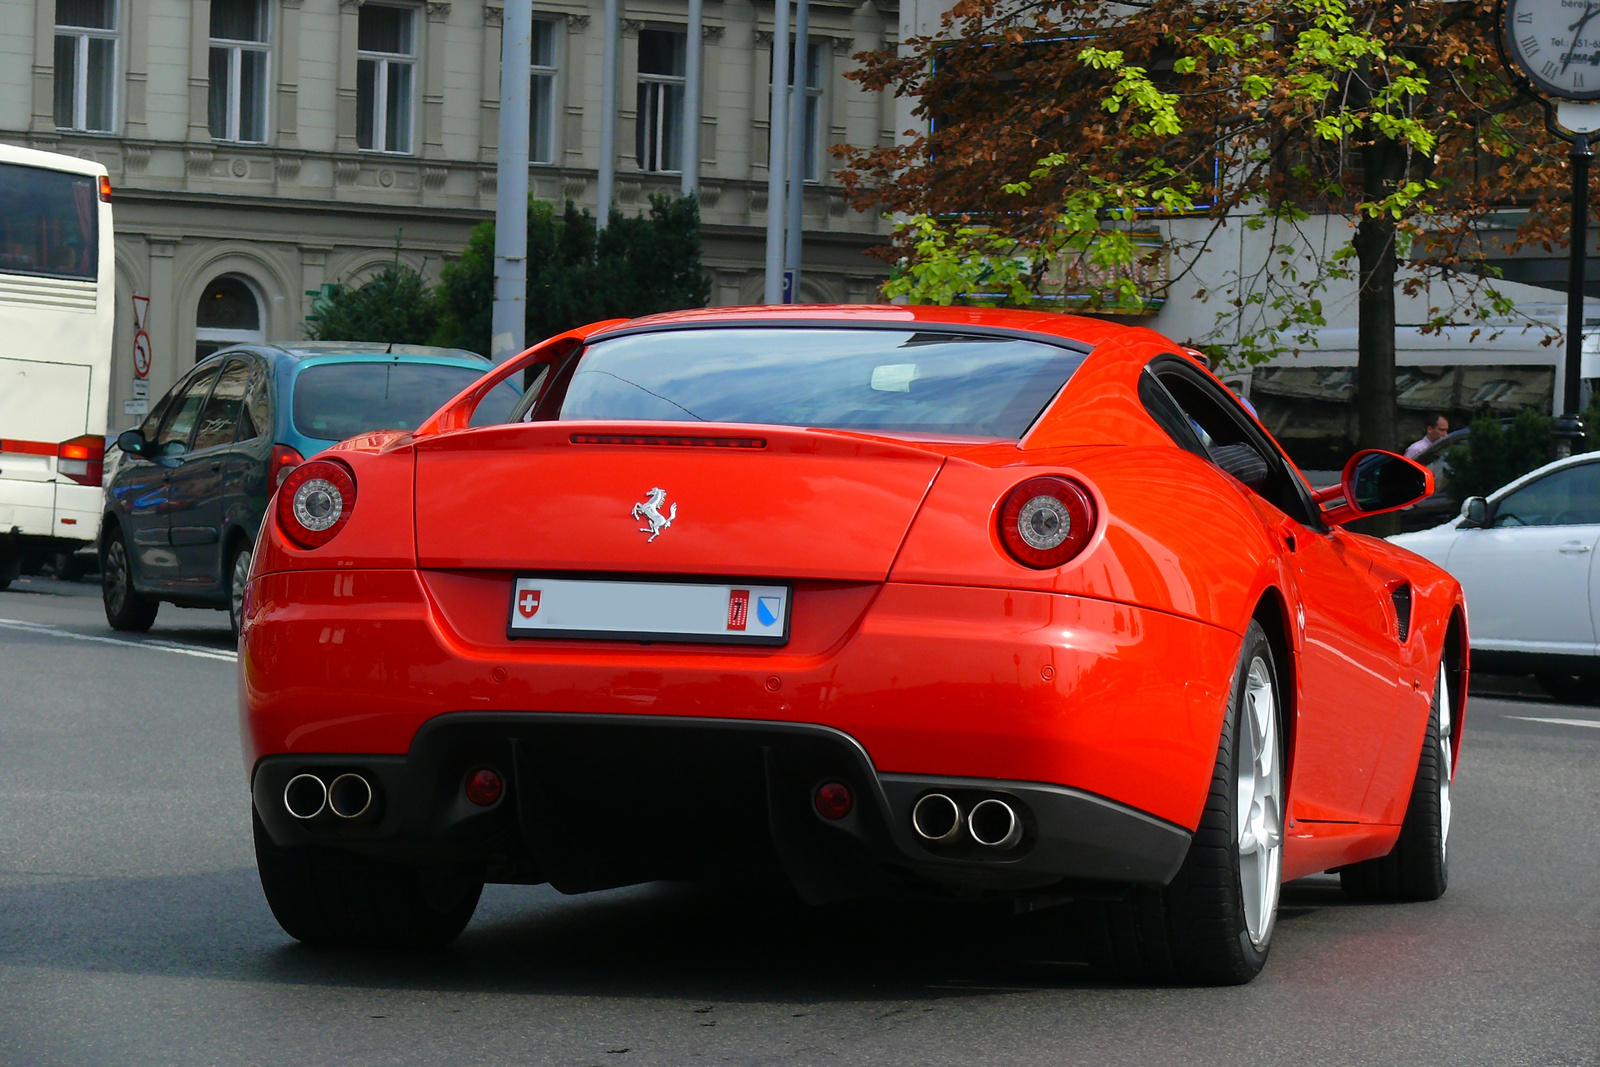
(240, 312, 1239, 946)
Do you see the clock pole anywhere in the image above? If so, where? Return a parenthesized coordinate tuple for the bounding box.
(1561, 130, 1591, 457)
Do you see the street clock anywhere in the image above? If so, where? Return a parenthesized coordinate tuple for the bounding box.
(1504, 0, 1600, 101)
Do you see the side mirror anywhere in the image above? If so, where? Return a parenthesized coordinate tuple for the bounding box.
(1313, 449, 1435, 526)
(116, 429, 149, 457)
(1460, 496, 1491, 529)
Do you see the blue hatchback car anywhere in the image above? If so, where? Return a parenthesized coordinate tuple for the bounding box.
(101, 343, 522, 635)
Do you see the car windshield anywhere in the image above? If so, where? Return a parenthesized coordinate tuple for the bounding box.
(293, 361, 521, 441)
(555, 327, 1088, 439)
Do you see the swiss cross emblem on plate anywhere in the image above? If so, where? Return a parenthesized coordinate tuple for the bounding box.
(517, 589, 541, 618)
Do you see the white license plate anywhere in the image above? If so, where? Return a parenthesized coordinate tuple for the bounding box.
(507, 577, 791, 645)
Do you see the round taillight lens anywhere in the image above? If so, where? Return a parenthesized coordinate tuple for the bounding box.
(814, 781, 853, 820)
(465, 768, 504, 807)
(275, 459, 357, 549)
(997, 476, 1097, 569)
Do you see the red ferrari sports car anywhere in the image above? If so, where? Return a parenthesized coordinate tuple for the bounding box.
(240, 305, 1465, 984)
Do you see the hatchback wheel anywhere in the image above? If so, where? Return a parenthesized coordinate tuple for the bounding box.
(227, 541, 253, 638)
(102, 530, 159, 632)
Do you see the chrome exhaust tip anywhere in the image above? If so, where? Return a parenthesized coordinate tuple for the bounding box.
(911, 793, 963, 842)
(968, 798, 1023, 849)
(283, 774, 328, 820)
(327, 773, 374, 819)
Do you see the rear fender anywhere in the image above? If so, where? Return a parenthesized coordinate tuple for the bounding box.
(250, 436, 417, 579)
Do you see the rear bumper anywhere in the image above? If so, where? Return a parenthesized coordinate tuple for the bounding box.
(251, 713, 1192, 897)
(242, 569, 1241, 831)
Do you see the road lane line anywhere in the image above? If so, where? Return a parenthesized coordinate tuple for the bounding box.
(1504, 715, 1600, 730)
(0, 618, 237, 662)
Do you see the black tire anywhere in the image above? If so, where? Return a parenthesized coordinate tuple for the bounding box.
(253, 810, 483, 949)
(101, 526, 159, 632)
(1071, 620, 1283, 985)
(1339, 665, 1451, 902)
(225, 538, 253, 639)
(1536, 672, 1599, 706)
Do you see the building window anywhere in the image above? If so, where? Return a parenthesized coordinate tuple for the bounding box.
(636, 29, 685, 173)
(530, 19, 558, 164)
(208, 0, 270, 143)
(800, 41, 823, 182)
(357, 5, 417, 154)
(195, 274, 264, 361)
(54, 0, 118, 133)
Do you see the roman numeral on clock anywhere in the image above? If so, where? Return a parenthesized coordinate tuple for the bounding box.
(1522, 34, 1540, 55)
(1544, 59, 1560, 78)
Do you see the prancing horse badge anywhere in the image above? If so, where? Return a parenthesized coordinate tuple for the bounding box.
(631, 487, 677, 542)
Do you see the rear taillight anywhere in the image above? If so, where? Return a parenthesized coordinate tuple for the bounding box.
(276, 459, 356, 548)
(57, 435, 104, 487)
(997, 476, 1097, 569)
(269, 445, 304, 488)
(98, 174, 111, 202)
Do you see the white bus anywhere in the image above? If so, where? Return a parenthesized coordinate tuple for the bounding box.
(1228, 313, 1600, 474)
(0, 144, 114, 590)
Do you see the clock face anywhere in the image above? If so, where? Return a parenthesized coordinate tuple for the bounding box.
(1505, 0, 1600, 100)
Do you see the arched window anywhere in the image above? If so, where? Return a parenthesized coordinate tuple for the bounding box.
(195, 273, 263, 360)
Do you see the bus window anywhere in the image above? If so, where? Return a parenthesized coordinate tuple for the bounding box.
(0, 162, 98, 280)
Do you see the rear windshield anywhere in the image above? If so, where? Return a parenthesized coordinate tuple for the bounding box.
(0, 162, 98, 280)
(557, 327, 1086, 438)
(293, 361, 521, 441)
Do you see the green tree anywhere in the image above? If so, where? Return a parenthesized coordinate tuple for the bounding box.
(432, 194, 712, 355)
(1444, 408, 1555, 501)
(838, 0, 1577, 454)
(305, 261, 439, 345)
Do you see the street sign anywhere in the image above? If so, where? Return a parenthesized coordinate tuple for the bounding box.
(130, 295, 151, 379)
(782, 270, 796, 304)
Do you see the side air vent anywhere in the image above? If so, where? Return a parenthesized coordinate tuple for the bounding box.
(1391, 584, 1412, 643)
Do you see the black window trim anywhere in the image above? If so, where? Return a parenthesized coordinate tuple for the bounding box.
(1143, 354, 1325, 531)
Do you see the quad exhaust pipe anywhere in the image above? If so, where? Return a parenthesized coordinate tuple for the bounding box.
(283, 771, 375, 820)
(911, 792, 1023, 850)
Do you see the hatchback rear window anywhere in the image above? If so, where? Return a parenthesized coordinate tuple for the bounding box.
(292, 361, 521, 441)
(557, 327, 1086, 438)
(0, 162, 98, 280)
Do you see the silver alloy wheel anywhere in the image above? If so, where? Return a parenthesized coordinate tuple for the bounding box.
(104, 539, 130, 615)
(230, 547, 252, 631)
(1237, 654, 1283, 947)
(1437, 664, 1453, 862)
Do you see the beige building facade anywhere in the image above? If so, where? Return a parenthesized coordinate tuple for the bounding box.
(0, 0, 899, 427)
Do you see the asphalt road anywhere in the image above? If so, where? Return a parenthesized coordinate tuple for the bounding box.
(1, 575, 1596, 1067)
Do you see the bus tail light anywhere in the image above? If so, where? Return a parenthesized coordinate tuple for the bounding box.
(98, 175, 112, 202)
(57, 435, 104, 487)
(269, 445, 304, 488)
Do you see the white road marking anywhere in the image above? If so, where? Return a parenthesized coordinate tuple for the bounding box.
(1505, 715, 1600, 730)
(0, 618, 237, 662)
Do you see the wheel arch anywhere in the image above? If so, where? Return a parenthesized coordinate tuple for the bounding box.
(1443, 604, 1467, 770)
(1251, 586, 1297, 807)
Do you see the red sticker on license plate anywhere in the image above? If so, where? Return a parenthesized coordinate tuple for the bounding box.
(727, 589, 749, 630)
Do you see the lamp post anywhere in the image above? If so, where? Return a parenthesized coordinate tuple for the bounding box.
(1501, 0, 1597, 455)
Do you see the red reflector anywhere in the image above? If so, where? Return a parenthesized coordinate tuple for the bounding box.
(465, 768, 504, 807)
(569, 434, 766, 448)
(98, 174, 112, 201)
(56, 434, 105, 486)
(814, 781, 853, 820)
(269, 444, 304, 488)
(727, 589, 749, 631)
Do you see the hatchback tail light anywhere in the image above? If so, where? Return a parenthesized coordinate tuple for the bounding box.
(276, 459, 357, 548)
(269, 445, 304, 488)
(997, 476, 1097, 569)
(57, 435, 104, 487)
